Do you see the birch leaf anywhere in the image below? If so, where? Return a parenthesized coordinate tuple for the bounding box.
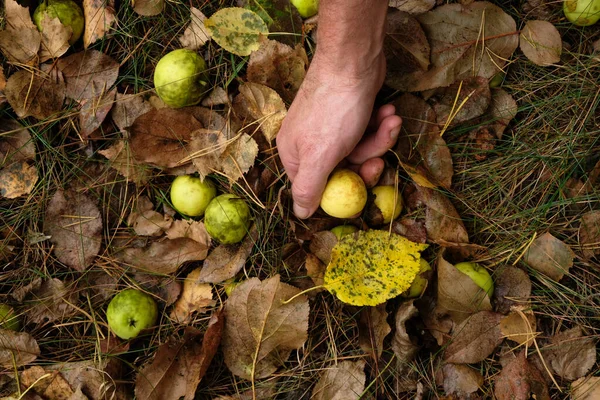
(204, 8, 268, 56)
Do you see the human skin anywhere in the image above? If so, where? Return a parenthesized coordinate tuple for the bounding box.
(276, 0, 400, 219)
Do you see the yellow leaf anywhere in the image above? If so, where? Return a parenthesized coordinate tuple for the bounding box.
(204, 8, 268, 56)
(324, 230, 428, 306)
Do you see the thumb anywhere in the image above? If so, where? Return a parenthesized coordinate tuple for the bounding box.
(291, 157, 338, 219)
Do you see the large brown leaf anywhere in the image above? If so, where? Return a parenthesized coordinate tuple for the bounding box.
(222, 275, 309, 380)
(572, 376, 600, 400)
(519, 20, 561, 66)
(56, 50, 119, 101)
(48, 359, 126, 400)
(578, 210, 600, 259)
(179, 7, 211, 50)
(83, 0, 117, 48)
(433, 76, 491, 126)
(133, 0, 164, 16)
(523, 232, 573, 281)
(311, 360, 366, 400)
(358, 304, 391, 361)
(0, 0, 40, 65)
(135, 313, 224, 400)
(493, 266, 531, 314)
(111, 93, 154, 132)
(44, 189, 102, 271)
(219, 133, 259, 182)
(238, 82, 287, 142)
(170, 268, 215, 323)
(494, 350, 549, 400)
(99, 140, 152, 184)
(545, 326, 596, 381)
(444, 311, 503, 364)
(0, 119, 36, 163)
(21, 366, 78, 399)
(23, 278, 78, 324)
(441, 363, 483, 398)
(5, 69, 66, 120)
(38, 15, 71, 62)
(79, 88, 117, 140)
(384, 11, 430, 78)
(0, 329, 40, 368)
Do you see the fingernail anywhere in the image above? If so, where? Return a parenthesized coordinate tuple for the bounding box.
(294, 204, 311, 219)
(390, 126, 401, 141)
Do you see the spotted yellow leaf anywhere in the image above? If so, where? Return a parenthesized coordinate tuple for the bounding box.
(324, 230, 428, 306)
(204, 8, 268, 57)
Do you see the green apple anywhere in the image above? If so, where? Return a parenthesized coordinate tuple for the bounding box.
(170, 175, 216, 217)
(204, 194, 251, 244)
(372, 186, 403, 224)
(331, 225, 359, 239)
(154, 49, 208, 108)
(402, 259, 431, 298)
(0, 304, 21, 331)
(563, 0, 600, 26)
(320, 169, 367, 219)
(106, 289, 158, 340)
(291, 0, 319, 18)
(33, 0, 84, 45)
(454, 262, 494, 297)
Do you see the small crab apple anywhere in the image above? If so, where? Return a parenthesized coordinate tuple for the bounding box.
(320, 169, 367, 219)
(106, 289, 158, 340)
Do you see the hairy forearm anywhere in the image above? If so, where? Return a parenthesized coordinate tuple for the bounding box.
(315, 0, 388, 78)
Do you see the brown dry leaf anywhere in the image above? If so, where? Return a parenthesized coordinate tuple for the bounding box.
(572, 376, 600, 400)
(358, 304, 391, 361)
(0, 67, 6, 105)
(39, 15, 71, 62)
(441, 364, 483, 398)
(433, 76, 491, 126)
(83, 0, 117, 48)
(493, 266, 532, 314)
(170, 268, 215, 323)
(219, 133, 259, 182)
(129, 108, 203, 169)
(0, 329, 40, 368)
(304, 253, 326, 290)
(179, 7, 211, 50)
(165, 220, 211, 245)
(188, 129, 228, 178)
(23, 278, 78, 324)
(0, 119, 36, 163)
(99, 140, 151, 184)
(79, 88, 117, 140)
(247, 38, 308, 103)
(578, 210, 600, 259)
(523, 232, 573, 281)
(222, 275, 309, 380)
(21, 366, 76, 399)
(118, 238, 209, 274)
(201, 87, 229, 107)
(48, 359, 126, 400)
(0, 161, 38, 199)
(238, 82, 287, 142)
(495, 350, 550, 400)
(198, 226, 257, 284)
(389, 0, 435, 14)
(111, 93, 154, 132)
(392, 300, 420, 370)
(309, 231, 338, 265)
(444, 311, 503, 364)
(135, 314, 224, 400)
(519, 20, 561, 66)
(0, 0, 40, 65)
(392, 217, 427, 244)
(44, 189, 102, 271)
(388, 2, 518, 92)
(384, 11, 430, 79)
(312, 360, 366, 400)
(523, 0, 553, 20)
(487, 89, 518, 139)
(56, 50, 119, 101)
(5, 69, 66, 119)
(500, 307, 537, 346)
(546, 326, 596, 381)
(132, 210, 173, 237)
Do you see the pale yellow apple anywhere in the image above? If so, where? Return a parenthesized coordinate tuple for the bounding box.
(564, 0, 600, 26)
(402, 259, 431, 298)
(170, 175, 216, 217)
(372, 185, 403, 223)
(320, 169, 367, 219)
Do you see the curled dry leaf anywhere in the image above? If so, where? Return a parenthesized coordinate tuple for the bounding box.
(444, 311, 503, 364)
(56, 50, 119, 101)
(198, 225, 257, 284)
(180, 7, 211, 50)
(358, 304, 391, 361)
(171, 268, 215, 323)
(99, 140, 151, 184)
(219, 133, 259, 182)
(238, 82, 287, 142)
(23, 278, 78, 324)
(79, 88, 117, 140)
(44, 189, 102, 271)
(519, 20, 561, 66)
(493, 266, 532, 314)
(312, 360, 366, 400)
(389, 0, 435, 14)
(83, 0, 117, 48)
(21, 366, 77, 399)
(546, 326, 596, 381)
(309, 231, 338, 265)
(304, 253, 326, 291)
(5, 69, 66, 120)
(392, 300, 420, 370)
(433, 76, 492, 126)
(500, 307, 537, 346)
(132, 210, 173, 237)
(165, 220, 211, 244)
(572, 376, 600, 400)
(222, 275, 309, 380)
(204, 8, 269, 57)
(441, 363, 483, 398)
(135, 315, 224, 400)
(578, 210, 600, 259)
(39, 15, 71, 62)
(384, 11, 430, 78)
(0, 329, 40, 369)
(494, 350, 549, 400)
(0, 161, 38, 199)
(111, 93, 154, 132)
(523, 232, 573, 281)
(247, 38, 308, 103)
(487, 89, 518, 139)
(0, 0, 40, 65)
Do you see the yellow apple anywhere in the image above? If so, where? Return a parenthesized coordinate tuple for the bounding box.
(402, 259, 432, 298)
(372, 186, 403, 224)
(563, 0, 600, 26)
(170, 175, 216, 217)
(320, 169, 367, 219)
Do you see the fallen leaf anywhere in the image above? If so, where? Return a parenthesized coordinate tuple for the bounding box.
(83, 0, 117, 48)
(3, 0, 37, 30)
(133, 0, 164, 16)
(99, 140, 152, 184)
(179, 7, 211, 50)
(0, 119, 36, 163)
(308, 231, 338, 265)
(311, 360, 366, 400)
(487, 89, 518, 139)
(201, 86, 230, 107)
(187, 129, 228, 178)
(392, 217, 427, 244)
(5, 69, 66, 119)
(519, 20, 561, 66)
(21, 367, 76, 399)
(441, 364, 483, 398)
(0, 329, 40, 368)
(494, 350, 550, 400)
(433, 76, 491, 126)
(48, 359, 126, 400)
(500, 307, 537, 346)
(23, 278, 78, 324)
(56, 50, 119, 101)
(204, 8, 269, 57)
(79, 88, 117, 140)
(39, 15, 71, 62)
(572, 376, 600, 400)
(523, 0, 553, 20)
(0, 161, 38, 199)
(170, 268, 215, 323)
(132, 210, 173, 237)
(436, 255, 492, 324)
(578, 210, 600, 259)
(493, 266, 532, 314)
(247, 38, 308, 103)
(546, 326, 596, 381)
(135, 314, 224, 400)
(198, 226, 257, 284)
(444, 311, 503, 364)
(44, 189, 102, 271)
(239, 0, 302, 47)
(384, 11, 430, 78)
(392, 301, 420, 370)
(165, 220, 211, 245)
(325, 230, 428, 306)
(358, 304, 391, 361)
(118, 238, 209, 274)
(0, 0, 40, 65)
(523, 232, 573, 281)
(219, 133, 259, 182)
(111, 93, 154, 132)
(0, 67, 6, 104)
(389, 0, 435, 14)
(388, 2, 518, 92)
(304, 253, 326, 291)
(222, 275, 309, 380)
